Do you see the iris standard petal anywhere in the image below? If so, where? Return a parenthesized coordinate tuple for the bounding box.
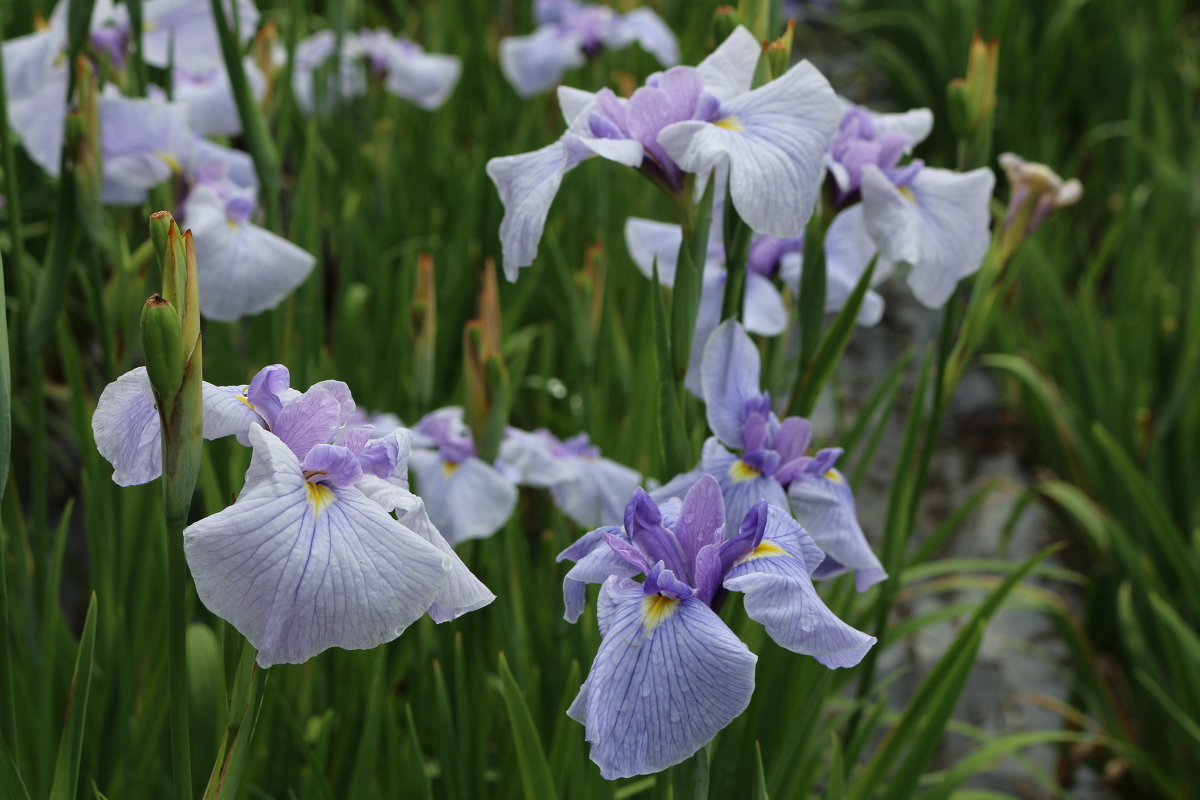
(703, 442, 789, 537)
(410, 451, 518, 546)
(499, 26, 585, 98)
(270, 385, 344, 459)
(183, 426, 451, 668)
(569, 577, 757, 779)
(672, 474, 726, 571)
(659, 61, 840, 238)
(185, 184, 317, 321)
(701, 319, 762, 449)
(787, 469, 886, 591)
(623, 217, 682, 286)
(724, 505, 876, 667)
(384, 45, 461, 110)
(92, 367, 162, 486)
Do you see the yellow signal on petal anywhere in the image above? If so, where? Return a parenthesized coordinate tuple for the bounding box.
(443, 460, 460, 479)
(728, 460, 761, 484)
(898, 186, 916, 203)
(642, 594, 680, 631)
(824, 469, 845, 485)
(715, 116, 746, 131)
(737, 540, 788, 565)
(305, 482, 334, 514)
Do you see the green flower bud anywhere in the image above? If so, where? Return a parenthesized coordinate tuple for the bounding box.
(765, 20, 795, 82)
(141, 294, 184, 408)
(149, 211, 174, 271)
(737, 0, 769, 41)
(713, 6, 742, 44)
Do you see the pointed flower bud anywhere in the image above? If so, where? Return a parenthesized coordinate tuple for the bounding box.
(141, 294, 184, 407)
(713, 6, 742, 44)
(149, 210, 173, 267)
(412, 253, 437, 411)
(948, 33, 999, 169)
(765, 20, 795, 81)
(998, 153, 1082, 259)
(736, 0, 769, 41)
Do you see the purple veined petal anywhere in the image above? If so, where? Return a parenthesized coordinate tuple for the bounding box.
(771, 417, 813, 466)
(356, 429, 409, 481)
(335, 425, 374, 455)
(659, 60, 841, 239)
(569, 576, 757, 779)
(701, 319, 762, 449)
(409, 450, 517, 546)
(671, 474, 726, 574)
(496, 427, 563, 488)
(723, 505, 875, 667)
(743, 272, 787, 336)
(92, 367, 162, 486)
(700, 437, 789, 535)
(616, 7, 679, 67)
(486, 133, 600, 279)
(624, 217, 683, 287)
(904, 167, 996, 308)
(245, 363, 291, 430)
(184, 425, 451, 667)
(309, 380, 355, 425)
(301, 444, 364, 488)
(835, 96, 934, 152)
(142, 0, 260, 74)
(383, 42, 461, 110)
(202, 383, 264, 439)
(184, 183, 317, 321)
(787, 468, 886, 591)
(860, 163, 920, 274)
(4, 38, 67, 177)
(389, 488, 496, 622)
(648, 469, 703, 506)
(625, 66, 705, 174)
(271, 385, 344, 459)
(558, 526, 641, 622)
(549, 455, 642, 529)
(695, 25, 761, 102)
(499, 26, 585, 98)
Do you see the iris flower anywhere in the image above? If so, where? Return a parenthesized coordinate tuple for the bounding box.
(655, 320, 886, 590)
(497, 427, 641, 528)
(559, 479, 874, 778)
(182, 382, 493, 667)
(99, 92, 194, 204)
(487, 25, 840, 279)
(499, 0, 678, 98)
(135, 0, 261, 74)
(408, 408, 518, 546)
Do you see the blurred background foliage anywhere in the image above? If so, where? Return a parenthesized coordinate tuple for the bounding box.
(0, 0, 1197, 797)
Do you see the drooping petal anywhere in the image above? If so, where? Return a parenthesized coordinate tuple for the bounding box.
(659, 61, 840, 238)
(184, 184, 317, 321)
(695, 26, 761, 102)
(384, 43, 461, 110)
(499, 26, 584, 98)
(701, 319, 762, 449)
(6, 55, 67, 177)
(568, 577, 757, 779)
(787, 468, 886, 591)
(550, 457, 642, 529)
(183, 426, 451, 668)
(723, 505, 875, 667)
(100, 94, 193, 202)
(391, 490, 495, 622)
(202, 383, 263, 439)
(557, 526, 640, 622)
(301, 444, 364, 488)
(623, 217, 682, 286)
(701, 438, 789, 535)
(409, 451, 517, 546)
(743, 272, 787, 336)
(92, 367, 162, 486)
(617, 8, 679, 67)
(495, 428, 562, 488)
(486, 134, 596, 279)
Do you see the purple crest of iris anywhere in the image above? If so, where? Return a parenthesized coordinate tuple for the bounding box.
(826, 106, 924, 202)
(557, 480, 875, 778)
(500, 0, 679, 98)
(182, 381, 495, 667)
(487, 25, 842, 280)
(651, 320, 887, 591)
(408, 408, 518, 546)
(497, 427, 642, 529)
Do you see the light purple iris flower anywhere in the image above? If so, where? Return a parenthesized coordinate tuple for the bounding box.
(497, 427, 641, 528)
(499, 0, 678, 98)
(93, 363, 299, 486)
(291, 29, 460, 116)
(132, 0, 261, 74)
(487, 26, 840, 280)
(99, 91, 195, 205)
(655, 320, 886, 590)
(558, 480, 875, 778)
(158, 58, 266, 136)
(183, 163, 316, 321)
(826, 99, 995, 309)
(182, 381, 494, 667)
(408, 408, 518, 546)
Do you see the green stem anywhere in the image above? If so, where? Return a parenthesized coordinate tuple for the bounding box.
(166, 510, 192, 800)
(671, 745, 711, 800)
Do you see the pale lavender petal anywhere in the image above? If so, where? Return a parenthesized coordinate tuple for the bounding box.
(309, 380, 355, 424)
(183, 426, 451, 668)
(92, 367, 162, 486)
(496, 428, 562, 488)
(569, 577, 757, 779)
(683, 264, 727, 399)
(659, 61, 840, 238)
(193, 137, 258, 190)
(861, 162, 920, 272)
(301, 444, 364, 487)
(202, 383, 263, 439)
(410, 451, 517, 546)
(743, 272, 787, 336)
(499, 26, 584, 98)
(695, 26, 760, 102)
(724, 505, 875, 667)
(550, 456, 642, 529)
(6, 53, 67, 177)
(822, 204, 884, 325)
(335, 425, 373, 455)
(701, 319, 762, 449)
(100, 94, 194, 196)
(618, 8, 679, 67)
(649, 469, 704, 505)
(904, 167, 995, 308)
(271, 385, 343, 459)
(700, 437, 788, 533)
(142, 0, 260, 73)
(185, 184, 317, 321)
(787, 468, 886, 591)
(384, 43, 461, 110)
(623, 217, 682, 286)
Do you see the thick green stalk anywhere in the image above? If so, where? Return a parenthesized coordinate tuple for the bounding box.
(721, 183, 752, 323)
(672, 746, 711, 800)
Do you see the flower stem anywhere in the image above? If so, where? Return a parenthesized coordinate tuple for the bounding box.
(672, 744, 711, 800)
(165, 506, 192, 800)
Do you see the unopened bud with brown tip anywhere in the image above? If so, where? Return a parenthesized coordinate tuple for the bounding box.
(142, 294, 184, 407)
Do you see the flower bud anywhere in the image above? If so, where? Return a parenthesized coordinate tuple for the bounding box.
(765, 19, 795, 81)
(149, 210, 173, 267)
(141, 294, 184, 406)
(998, 152, 1082, 260)
(713, 6, 742, 44)
(180, 229, 201, 360)
(412, 253, 437, 411)
(948, 33, 999, 170)
(736, 0, 769, 41)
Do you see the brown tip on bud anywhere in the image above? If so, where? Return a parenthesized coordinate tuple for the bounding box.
(150, 210, 173, 221)
(146, 293, 169, 307)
